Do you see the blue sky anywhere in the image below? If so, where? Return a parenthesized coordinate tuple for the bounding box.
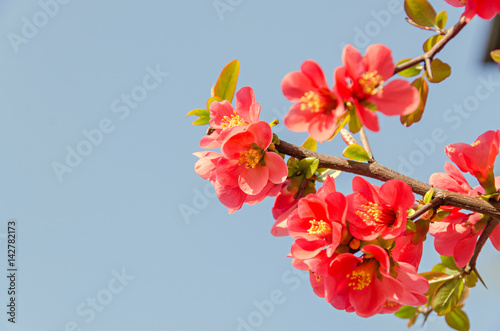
(0, 1, 499, 330)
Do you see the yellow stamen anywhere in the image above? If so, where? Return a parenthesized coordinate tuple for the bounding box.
(307, 219, 332, 237)
(239, 148, 264, 169)
(300, 91, 322, 113)
(346, 259, 378, 291)
(356, 202, 396, 226)
(222, 111, 247, 128)
(471, 140, 481, 147)
(358, 70, 384, 95)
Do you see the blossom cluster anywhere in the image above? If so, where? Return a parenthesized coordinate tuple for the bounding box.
(282, 44, 420, 141)
(274, 175, 429, 317)
(429, 130, 500, 267)
(194, 87, 288, 212)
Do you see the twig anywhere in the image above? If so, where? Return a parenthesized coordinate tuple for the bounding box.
(394, 16, 468, 75)
(410, 197, 444, 221)
(464, 218, 500, 275)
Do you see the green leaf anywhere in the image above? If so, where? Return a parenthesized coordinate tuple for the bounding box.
(445, 308, 470, 331)
(298, 157, 319, 179)
(214, 59, 240, 102)
(423, 186, 435, 204)
(436, 209, 451, 221)
(406, 219, 417, 232)
(348, 110, 362, 133)
(426, 58, 451, 83)
(491, 50, 500, 63)
(191, 116, 210, 125)
(302, 136, 317, 152)
(404, 0, 437, 28)
(401, 77, 428, 127)
(432, 263, 447, 273)
(435, 10, 448, 29)
(186, 108, 210, 118)
(423, 34, 444, 52)
(464, 271, 478, 288)
(395, 305, 417, 319)
(342, 144, 370, 162)
(396, 58, 423, 77)
(441, 255, 460, 270)
(431, 277, 463, 315)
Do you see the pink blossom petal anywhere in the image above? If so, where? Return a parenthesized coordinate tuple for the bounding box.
(265, 152, 288, 184)
(308, 112, 336, 142)
(364, 44, 394, 80)
(379, 180, 414, 209)
(342, 44, 365, 79)
(489, 223, 500, 251)
(284, 103, 317, 132)
(290, 239, 326, 259)
(209, 100, 235, 129)
(300, 59, 329, 90)
(235, 86, 255, 121)
(246, 121, 273, 149)
(362, 245, 391, 275)
(371, 80, 420, 116)
(282, 71, 317, 101)
(214, 182, 246, 211)
(355, 100, 379, 132)
(454, 233, 479, 268)
(239, 165, 269, 195)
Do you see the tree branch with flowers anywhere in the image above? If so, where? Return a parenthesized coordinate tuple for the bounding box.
(187, 1, 500, 330)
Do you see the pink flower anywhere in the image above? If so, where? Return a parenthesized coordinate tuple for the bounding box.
(429, 211, 486, 268)
(347, 177, 415, 241)
(444, 0, 500, 20)
(281, 60, 344, 142)
(429, 162, 479, 197)
(200, 86, 260, 149)
(392, 230, 424, 269)
(335, 44, 420, 132)
(445, 130, 500, 192)
(218, 121, 288, 195)
(327, 245, 428, 317)
(287, 190, 347, 260)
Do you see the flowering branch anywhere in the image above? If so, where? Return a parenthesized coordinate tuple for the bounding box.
(394, 16, 468, 75)
(275, 139, 500, 219)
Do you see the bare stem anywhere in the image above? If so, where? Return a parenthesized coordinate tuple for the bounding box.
(394, 16, 468, 75)
(465, 218, 500, 274)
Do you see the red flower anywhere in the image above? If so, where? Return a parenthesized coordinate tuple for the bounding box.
(429, 161, 479, 197)
(219, 121, 288, 195)
(445, 0, 500, 20)
(200, 86, 260, 149)
(328, 245, 428, 317)
(282, 60, 344, 142)
(429, 211, 486, 268)
(287, 190, 347, 260)
(445, 130, 500, 192)
(335, 44, 420, 132)
(347, 177, 415, 241)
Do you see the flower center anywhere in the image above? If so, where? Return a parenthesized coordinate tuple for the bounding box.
(222, 111, 247, 128)
(307, 219, 332, 237)
(346, 259, 378, 291)
(358, 70, 384, 96)
(239, 148, 264, 169)
(300, 91, 323, 113)
(356, 202, 397, 226)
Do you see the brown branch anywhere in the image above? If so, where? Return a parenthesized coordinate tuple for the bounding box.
(275, 139, 500, 219)
(394, 16, 468, 75)
(464, 217, 500, 274)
